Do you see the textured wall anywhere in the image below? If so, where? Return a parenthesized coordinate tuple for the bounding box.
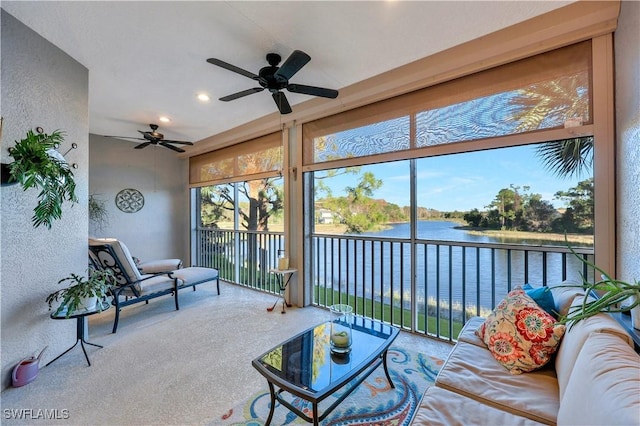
(89, 134, 189, 262)
(1, 10, 89, 389)
(615, 1, 640, 284)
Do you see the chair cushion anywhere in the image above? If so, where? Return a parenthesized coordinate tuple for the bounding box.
(172, 267, 218, 286)
(476, 287, 565, 374)
(138, 259, 183, 274)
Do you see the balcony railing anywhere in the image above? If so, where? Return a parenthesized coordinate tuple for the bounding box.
(195, 228, 594, 342)
(310, 234, 594, 342)
(195, 228, 285, 294)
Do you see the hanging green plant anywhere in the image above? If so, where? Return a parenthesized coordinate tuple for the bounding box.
(7, 129, 78, 229)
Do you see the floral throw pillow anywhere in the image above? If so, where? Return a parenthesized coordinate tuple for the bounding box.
(475, 287, 566, 374)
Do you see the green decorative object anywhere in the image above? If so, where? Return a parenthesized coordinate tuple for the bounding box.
(558, 245, 640, 328)
(46, 269, 113, 318)
(6, 128, 78, 228)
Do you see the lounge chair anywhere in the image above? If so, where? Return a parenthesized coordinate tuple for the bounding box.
(88, 238, 219, 333)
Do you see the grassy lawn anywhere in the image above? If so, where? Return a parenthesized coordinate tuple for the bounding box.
(314, 286, 465, 340)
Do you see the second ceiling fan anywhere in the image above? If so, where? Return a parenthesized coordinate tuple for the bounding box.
(207, 50, 339, 114)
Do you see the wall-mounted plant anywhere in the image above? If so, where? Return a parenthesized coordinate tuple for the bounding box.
(89, 193, 109, 231)
(5, 128, 78, 229)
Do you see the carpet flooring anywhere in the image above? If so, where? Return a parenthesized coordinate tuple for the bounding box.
(1, 282, 452, 425)
(216, 346, 443, 425)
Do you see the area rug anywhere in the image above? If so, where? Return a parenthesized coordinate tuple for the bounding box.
(215, 346, 443, 426)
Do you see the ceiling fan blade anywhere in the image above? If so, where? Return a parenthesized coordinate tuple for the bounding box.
(103, 135, 146, 141)
(287, 84, 339, 99)
(163, 139, 194, 145)
(206, 58, 259, 80)
(160, 142, 185, 153)
(220, 87, 264, 102)
(134, 142, 153, 150)
(272, 92, 292, 114)
(274, 50, 311, 81)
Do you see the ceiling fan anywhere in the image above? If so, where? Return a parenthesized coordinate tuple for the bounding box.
(103, 124, 194, 153)
(207, 50, 339, 114)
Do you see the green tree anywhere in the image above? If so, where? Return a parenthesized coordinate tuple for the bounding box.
(463, 208, 483, 227)
(554, 177, 594, 233)
(523, 195, 557, 232)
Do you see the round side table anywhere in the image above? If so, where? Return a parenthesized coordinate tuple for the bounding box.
(47, 301, 111, 367)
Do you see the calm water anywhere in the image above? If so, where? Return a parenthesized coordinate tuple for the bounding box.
(313, 221, 592, 312)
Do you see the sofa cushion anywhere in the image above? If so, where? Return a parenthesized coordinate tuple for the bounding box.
(476, 288, 565, 374)
(557, 331, 640, 425)
(554, 296, 634, 400)
(435, 339, 559, 425)
(523, 283, 557, 318)
(455, 316, 486, 347)
(547, 280, 585, 317)
(413, 385, 547, 426)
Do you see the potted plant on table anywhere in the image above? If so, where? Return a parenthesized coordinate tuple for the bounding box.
(46, 269, 113, 318)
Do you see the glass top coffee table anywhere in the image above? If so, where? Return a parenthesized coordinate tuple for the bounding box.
(252, 316, 399, 425)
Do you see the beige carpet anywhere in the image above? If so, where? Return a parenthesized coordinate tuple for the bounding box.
(1, 282, 452, 425)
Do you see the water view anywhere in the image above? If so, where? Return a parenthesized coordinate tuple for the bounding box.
(312, 220, 593, 315)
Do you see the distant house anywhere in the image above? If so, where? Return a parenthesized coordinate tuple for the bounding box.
(317, 209, 334, 224)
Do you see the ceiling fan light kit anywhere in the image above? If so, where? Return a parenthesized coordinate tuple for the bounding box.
(103, 124, 194, 153)
(207, 50, 339, 114)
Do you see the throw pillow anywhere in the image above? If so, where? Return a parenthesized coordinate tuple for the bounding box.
(523, 283, 558, 318)
(476, 287, 566, 374)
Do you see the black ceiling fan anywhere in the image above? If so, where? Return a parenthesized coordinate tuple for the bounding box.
(207, 50, 339, 114)
(103, 124, 194, 153)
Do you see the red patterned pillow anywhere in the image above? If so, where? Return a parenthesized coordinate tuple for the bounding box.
(476, 287, 566, 374)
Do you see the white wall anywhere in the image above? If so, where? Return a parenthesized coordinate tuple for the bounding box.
(89, 134, 189, 263)
(615, 1, 640, 283)
(1, 10, 89, 389)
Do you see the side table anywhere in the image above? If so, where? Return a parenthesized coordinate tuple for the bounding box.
(47, 301, 111, 367)
(267, 268, 296, 314)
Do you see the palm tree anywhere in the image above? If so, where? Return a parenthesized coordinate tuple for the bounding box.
(509, 73, 593, 178)
(536, 136, 593, 179)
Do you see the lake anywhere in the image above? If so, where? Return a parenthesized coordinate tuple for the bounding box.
(312, 221, 592, 313)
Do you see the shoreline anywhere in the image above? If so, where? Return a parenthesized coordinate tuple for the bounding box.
(315, 220, 593, 246)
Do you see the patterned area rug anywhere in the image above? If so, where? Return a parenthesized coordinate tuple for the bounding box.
(215, 346, 443, 426)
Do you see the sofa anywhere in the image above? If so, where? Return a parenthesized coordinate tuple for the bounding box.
(412, 282, 640, 426)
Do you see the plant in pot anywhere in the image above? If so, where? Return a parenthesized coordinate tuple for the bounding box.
(557, 246, 640, 329)
(89, 193, 109, 231)
(4, 128, 78, 229)
(46, 269, 113, 318)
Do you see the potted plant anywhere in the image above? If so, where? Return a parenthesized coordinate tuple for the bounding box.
(89, 193, 109, 231)
(4, 128, 78, 229)
(46, 269, 113, 318)
(557, 245, 640, 329)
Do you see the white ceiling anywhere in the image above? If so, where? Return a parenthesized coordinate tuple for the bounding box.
(2, 1, 572, 147)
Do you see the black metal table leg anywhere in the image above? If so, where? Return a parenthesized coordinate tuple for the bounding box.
(47, 304, 108, 367)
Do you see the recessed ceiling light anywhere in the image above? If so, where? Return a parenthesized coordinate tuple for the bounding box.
(159, 116, 170, 123)
(197, 93, 211, 102)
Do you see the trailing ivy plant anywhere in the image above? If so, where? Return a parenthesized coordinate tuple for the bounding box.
(8, 129, 78, 228)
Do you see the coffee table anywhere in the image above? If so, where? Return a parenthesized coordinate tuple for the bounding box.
(252, 316, 399, 425)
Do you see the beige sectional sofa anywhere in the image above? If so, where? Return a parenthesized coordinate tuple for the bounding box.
(413, 283, 640, 426)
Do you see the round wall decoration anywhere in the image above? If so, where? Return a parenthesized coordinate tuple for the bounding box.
(115, 188, 145, 213)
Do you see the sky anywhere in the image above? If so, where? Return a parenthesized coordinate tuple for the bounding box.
(319, 144, 591, 212)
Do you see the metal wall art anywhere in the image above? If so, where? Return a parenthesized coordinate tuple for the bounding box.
(115, 188, 144, 213)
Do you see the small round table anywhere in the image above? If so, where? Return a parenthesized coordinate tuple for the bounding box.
(47, 301, 111, 367)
